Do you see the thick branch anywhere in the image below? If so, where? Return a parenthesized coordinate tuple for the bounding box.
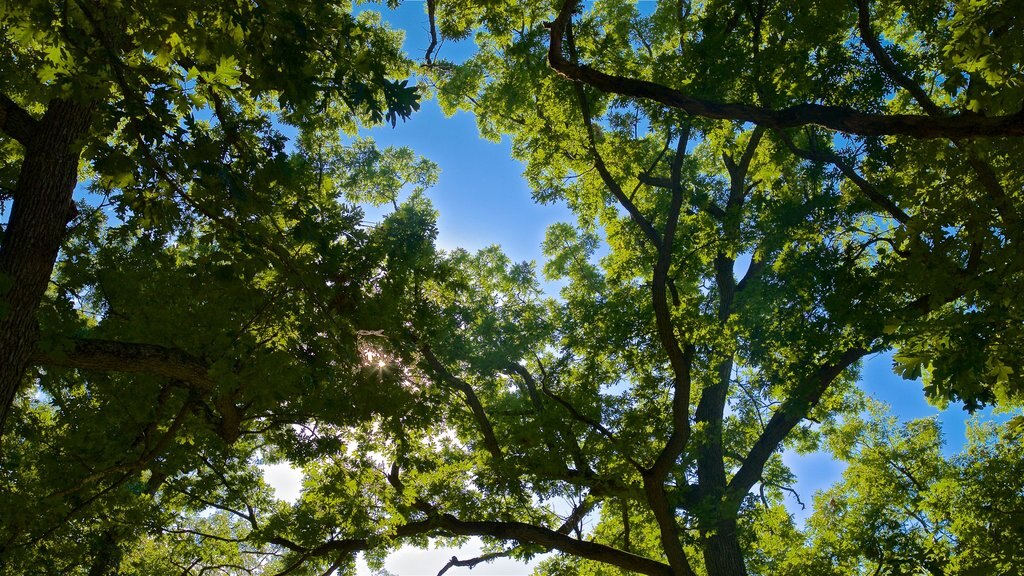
(267, 520, 439, 575)
(276, 511, 672, 576)
(736, 255, 765, 292)
(546, 0, 1024, 138)
(644, 130, 697, 576)
(648, 129, 694, 481)
(30, 337, 250, 442)
(0, 93, 38, 146)
(726, 346, 868, 505)
(31, 337, 215, 390)
(435, 514, 673, 576)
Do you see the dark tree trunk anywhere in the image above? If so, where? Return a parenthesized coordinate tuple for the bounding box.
(87, 530, 123, 576)
(0, 98, 92, 437)
(702, 518, 748, 576)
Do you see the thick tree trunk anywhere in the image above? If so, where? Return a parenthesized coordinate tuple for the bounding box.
(702, 518, 748, 576)
(0, 98, 92, 437)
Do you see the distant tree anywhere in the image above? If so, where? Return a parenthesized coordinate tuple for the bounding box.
(789, 406, 1024, 576)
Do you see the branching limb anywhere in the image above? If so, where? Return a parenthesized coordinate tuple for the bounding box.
(636, 123, 698, 576)
(637, 174, 725, 219)
(437, 550, 516, 576)
(855, 0, 1020, 231)
(31, 337, 216, 390)
(434, 514, 673, 576)
(723, 126, 765, 211)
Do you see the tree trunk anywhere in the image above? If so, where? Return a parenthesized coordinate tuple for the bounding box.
(0, 98, 92, 437)
(702, 518, 747, 576)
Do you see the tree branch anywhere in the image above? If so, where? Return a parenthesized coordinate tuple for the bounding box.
(853, 0, 1020, 231)
(420, 346, 504, 462)
(569, 25, 663, 251)
(855, 0, 942, 117)
(726, 346, 868, 506)
(538, 376, 643, 471)
(0, 93, 38, 146)
(736, 255, 765, 292)
(649, 127, 694, 482)
(642, 128, 697, 576)
(506, 361, 592, 472)
(434, 514, 673, 576)
(637, 174, 725, 219)
(546, 0, 1024, 138)
(778, 131, 911, 224)
(437, 550, 516, 576)
(424, 0, 440, 65)
(724, 126, 765, 211)
(31, 337, 215, 390)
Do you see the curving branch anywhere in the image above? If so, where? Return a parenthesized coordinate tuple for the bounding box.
(420, 346, 504, 462)
(265, 505, 671, 576)
(424, 0, 440, 65)
(854, 0, 1020, 231)
(546, 0, 1024, 139)
(433, 514, 673, 576)
(855, 0, 942, 117)
(736, 255, 765, 293)
(569, 26, 663, 251)
(648, 127, 695, 482)
(644, 128, 697, 576)
(437, 550, 516, 576)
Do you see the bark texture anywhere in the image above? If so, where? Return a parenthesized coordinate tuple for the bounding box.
(0, 98, 93, 436)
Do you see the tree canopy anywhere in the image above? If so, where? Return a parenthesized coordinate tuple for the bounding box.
(1, 1, 1022, 575)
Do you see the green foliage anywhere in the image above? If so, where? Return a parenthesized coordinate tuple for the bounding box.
(3, 0, 1024, 575)
(778, 408, 1024, 576)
